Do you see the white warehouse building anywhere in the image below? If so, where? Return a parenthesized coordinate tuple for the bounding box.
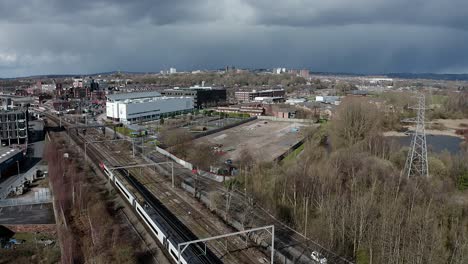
(106, 91, 193, 124)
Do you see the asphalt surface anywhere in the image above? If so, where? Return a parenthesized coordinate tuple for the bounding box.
(0, 203, 55, 224)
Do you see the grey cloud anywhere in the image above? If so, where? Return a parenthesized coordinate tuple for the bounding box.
(0, 0, 217, 26)
(243, 0, 468, 30)
(0, 0, 467, 76)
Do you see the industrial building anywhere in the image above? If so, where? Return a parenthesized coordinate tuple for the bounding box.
(315, 96, 341, 105)
(0, 110, 28, 146)
(161, 86, 227, 109)
(106, 91, 194, 124)
(0, 147, 23, 178)
(235, 89, 285, 103)
(0, 95, 33, 110)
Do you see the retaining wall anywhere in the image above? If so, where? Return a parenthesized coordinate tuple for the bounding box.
(192, 116, 257, 139)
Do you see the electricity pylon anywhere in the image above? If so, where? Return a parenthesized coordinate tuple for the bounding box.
(402, 94, 429, 178)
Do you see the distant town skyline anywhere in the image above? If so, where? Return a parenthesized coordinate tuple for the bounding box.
(1, 0, 468, 77)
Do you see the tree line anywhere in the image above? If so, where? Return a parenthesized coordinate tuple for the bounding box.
(233, 98, 468, 263)
(45, 139, 141, 263)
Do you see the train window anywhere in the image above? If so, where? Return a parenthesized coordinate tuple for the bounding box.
(115, 181, 130, 199)
(136, 207, 159, 236)
(170, 249, 179, 260)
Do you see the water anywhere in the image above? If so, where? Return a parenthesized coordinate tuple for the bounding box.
(389, 135, 464, 154)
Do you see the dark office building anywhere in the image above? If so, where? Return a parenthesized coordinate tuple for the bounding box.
(161, 87, 227, 109)
(90, 79, 99, 91)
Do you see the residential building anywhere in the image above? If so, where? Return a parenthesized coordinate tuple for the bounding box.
(273, 108, 296, 119)
(73, 77, 83, 88)
(235, 89, 285, 103)
(299, 69, 310, 79)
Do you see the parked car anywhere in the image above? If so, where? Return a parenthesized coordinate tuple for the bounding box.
(311, 251, 327, 264)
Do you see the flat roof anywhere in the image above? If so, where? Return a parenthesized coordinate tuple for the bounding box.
(112, 96, 193, 105)
(0, 109, 27, 114)
(107, 91, 161, 101)
(236, 89, 285, 94)
(0, 147, 22, 164)
(163, 87, 225, 92)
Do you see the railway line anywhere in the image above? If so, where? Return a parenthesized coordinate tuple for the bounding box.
(45, 113, 268, 263)
(73, 129, 222, 263)
(45, 116, 171, 264)
(85, 129, 267, 263)
(45, 110, 353, 263)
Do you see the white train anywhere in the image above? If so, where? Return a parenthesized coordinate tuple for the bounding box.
(100, 163, 219, 264)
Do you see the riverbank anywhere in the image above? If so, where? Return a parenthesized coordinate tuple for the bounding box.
(383, 118, 468, 139)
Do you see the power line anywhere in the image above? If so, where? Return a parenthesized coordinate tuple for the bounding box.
(402, 93, 429, 178)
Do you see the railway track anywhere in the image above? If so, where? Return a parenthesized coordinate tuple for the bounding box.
(118, 168, 221, 264)
(87, 130, 266, 264)
(45, 115, 171, 264)
(45, 113, 266, 263)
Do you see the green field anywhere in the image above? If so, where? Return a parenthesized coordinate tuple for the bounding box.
(283, 143, 305, 162)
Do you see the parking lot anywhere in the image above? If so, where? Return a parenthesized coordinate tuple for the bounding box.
(193, 119, 311, 162)
(0, 203, 55, 225)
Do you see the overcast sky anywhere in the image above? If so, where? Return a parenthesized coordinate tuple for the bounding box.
(0, 0, 467, 77)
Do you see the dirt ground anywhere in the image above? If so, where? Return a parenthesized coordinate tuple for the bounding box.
(384, 118, 468, 139)
(193, 119, 312, 162)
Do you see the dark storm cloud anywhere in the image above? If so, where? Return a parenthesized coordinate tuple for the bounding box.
(244, 0, 468, 30)
(0, 0, 216, 25)
(0, 0, 467, 76)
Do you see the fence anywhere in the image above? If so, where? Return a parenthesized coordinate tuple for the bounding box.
(155, 146, 193, 170)
(0, 190, 52, 207)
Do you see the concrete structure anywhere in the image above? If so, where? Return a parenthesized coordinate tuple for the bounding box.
(315, 96, 341, 105)
(253, 97, 285, 104)
(106, 91, 193, 124)
(161, 86, 227, 109)
(169, 67, 177, 74)
(29, 120, 45, 143)
(286, 98, 307, 105)
(235, 89, 285, 103)
(0, 147, 23, 178)
(72, 77, 83, 88)
(0, 95, 33, 110)
(216, 106, 264, 116)
(0, 110, 28, 146)
(273, 68, 286, 74)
